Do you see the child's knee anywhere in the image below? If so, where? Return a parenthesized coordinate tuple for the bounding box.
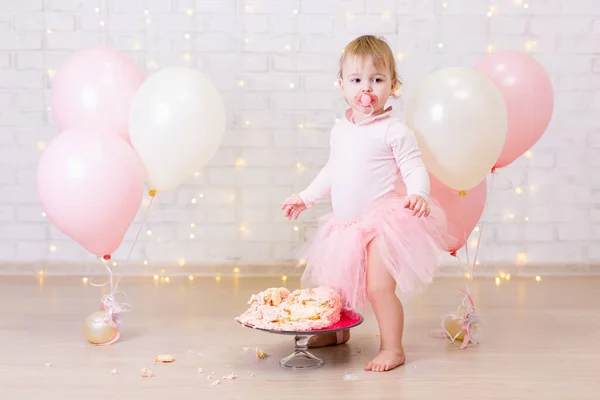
(366, 283, 395, 303)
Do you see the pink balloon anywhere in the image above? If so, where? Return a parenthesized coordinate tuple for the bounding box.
(474, 51, 554, 169)
(51, 47, 146, 144)
(37, 130, 144, 257)
(430, 175, 487, 254)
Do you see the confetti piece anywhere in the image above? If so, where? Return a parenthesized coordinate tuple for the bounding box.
(343, 373, 359, 381)
(44, 363, 53, 367)
(155, 354, 175, 363)
(222, 373, 237, 380)
(197, 368, 203, 374)
(256, 348, 268, 359)
(111, 369, 119, 375)
(210, 379, 220, 386)
(141, 367, 153, 378)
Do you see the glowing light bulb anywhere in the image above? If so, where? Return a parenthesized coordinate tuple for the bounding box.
(95, 7, 100, 13)
(184, 33, 190, 39)
(190, 223, 196, 228)
(186, 9, 194, 16)
(82, 277, 89, 284)
(46, 28, 52, 34)
(37, 141, 46, 150)
(293, 9, 298, 14)
(233, 267, 240, 273)
(146, 230, 152, 236)
(289, 83, 295, 89)
(515, 187, 523, 195)
(474, 226, 480, 232)
(535, 275, 541, 282)
(396, 52, 405, 62)
(505, 274, 511, 281)
(99, 20, 105, 27)
(112, 262, 118, 267)
(38, 270, 44, 276)
(239, 224, 247, 233)
(165, 277, 170, 283)
(238, 80, 245, 87)
(198, 193, 204, 199)
(333, 81, 339, 87)
(179, 259, 186, 266)
(524, 216, 530, 222)
(465, 273, 471, 280)
(191, 198, 197, 204)
(153, 275, 159, 280)
(194, 171, 200, 177)
(48, 244, 57, 253)
(437, 43, 444, 49)
(235, 158, 245, 168)
(525, 150, 533, 158)
(495, 277, 501, 286)
(189, 234, 195, 239)
(298, 123, 304, 129)
(516, 252, 528, 265)
(442, 2, 448, 8)
(293, 226, 299, 231)
(296, 162, 304, 170)
(144, 9, 149, 15)
(188, 275, 195, 281)
(285, 44, 291, 51)
(216, 276, 222, 282)
(470, 239, 479, 247)
(486, 44, 494, 53)
(42, 212, 46, 217)
(499, 271, 506, 279)
(524, 3, 529, 9)
(144, 260, 149, 265)
(282, 276, 288, 281)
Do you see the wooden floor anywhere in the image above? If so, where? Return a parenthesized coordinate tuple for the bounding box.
(0, 274, 598, 399)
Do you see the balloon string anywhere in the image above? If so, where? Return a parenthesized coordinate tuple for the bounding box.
(458, 196, 472, 273)
(125, 195, 156, 261)
(470, 174, 495, 275)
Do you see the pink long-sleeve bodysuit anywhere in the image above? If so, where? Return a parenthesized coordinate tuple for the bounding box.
(296, 107, 448, 312)
(299, 107, 430, 221)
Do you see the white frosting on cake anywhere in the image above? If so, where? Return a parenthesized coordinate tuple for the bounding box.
(236, 286, 342, 331)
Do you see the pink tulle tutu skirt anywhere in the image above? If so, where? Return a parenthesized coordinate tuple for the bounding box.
(298, 191, 449, 312)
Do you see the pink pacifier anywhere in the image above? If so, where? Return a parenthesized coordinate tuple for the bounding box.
(354, 92, 376, 117)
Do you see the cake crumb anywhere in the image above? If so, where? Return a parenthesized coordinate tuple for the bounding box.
(210, 379, 220, 387)
(44, 363, 53, 367)
(222, 373, 237, 380)
(256, 348, 268, 359)
(111, 369, 119, 375)
(141, 367, 153, 378)
(197, 368, 203, 374)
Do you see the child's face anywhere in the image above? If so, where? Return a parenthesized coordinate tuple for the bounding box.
(339, 55, 393, 117)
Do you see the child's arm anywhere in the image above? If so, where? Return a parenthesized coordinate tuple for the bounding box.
(386, 120, 430, 200)
(298, 133, 334, 208)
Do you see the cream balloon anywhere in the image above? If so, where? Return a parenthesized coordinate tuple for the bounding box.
(406, 67, 507, 191)
(129, 67, 226, 192)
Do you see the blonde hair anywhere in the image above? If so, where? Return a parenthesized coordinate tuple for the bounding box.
(338, 35, 402, 98)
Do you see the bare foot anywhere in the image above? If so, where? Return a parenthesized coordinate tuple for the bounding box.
(307, 330, 350, 348)
(364, 349, 406, 372)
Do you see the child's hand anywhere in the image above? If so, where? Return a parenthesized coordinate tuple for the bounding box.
(281, 194, 307, 220)
(404, 194, 430, 218)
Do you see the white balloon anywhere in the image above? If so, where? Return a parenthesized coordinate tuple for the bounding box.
(406, 67, 507, 191)
(129, 67, 226, 192)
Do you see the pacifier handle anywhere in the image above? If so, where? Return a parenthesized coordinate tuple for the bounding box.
(360, 94, 372, 107)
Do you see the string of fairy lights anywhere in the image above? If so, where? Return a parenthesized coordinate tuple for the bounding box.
(34, 1, 544, 286)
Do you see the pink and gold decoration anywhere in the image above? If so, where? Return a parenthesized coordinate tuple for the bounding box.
(441, 290, 482, 350)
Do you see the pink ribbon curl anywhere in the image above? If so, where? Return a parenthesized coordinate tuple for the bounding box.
(441, 289, 483, 350)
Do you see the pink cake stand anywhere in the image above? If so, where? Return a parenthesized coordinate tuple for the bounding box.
(237, 311, 364, 369)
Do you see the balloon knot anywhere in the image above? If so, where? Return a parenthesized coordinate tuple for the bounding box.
(458, 190, 467, 197)
(148, 189, 157, 197)
(450, 251, 457, 257)
(103, 254, 111, 261)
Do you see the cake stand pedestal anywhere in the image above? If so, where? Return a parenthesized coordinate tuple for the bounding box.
(238, 312, 363, 369)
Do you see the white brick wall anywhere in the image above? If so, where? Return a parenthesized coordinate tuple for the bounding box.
(0, 0, 599, 274)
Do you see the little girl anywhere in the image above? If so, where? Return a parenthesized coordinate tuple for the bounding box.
(281, 35, 448, 372)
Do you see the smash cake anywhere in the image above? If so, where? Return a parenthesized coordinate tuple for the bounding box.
(236, 286, 343, 331)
